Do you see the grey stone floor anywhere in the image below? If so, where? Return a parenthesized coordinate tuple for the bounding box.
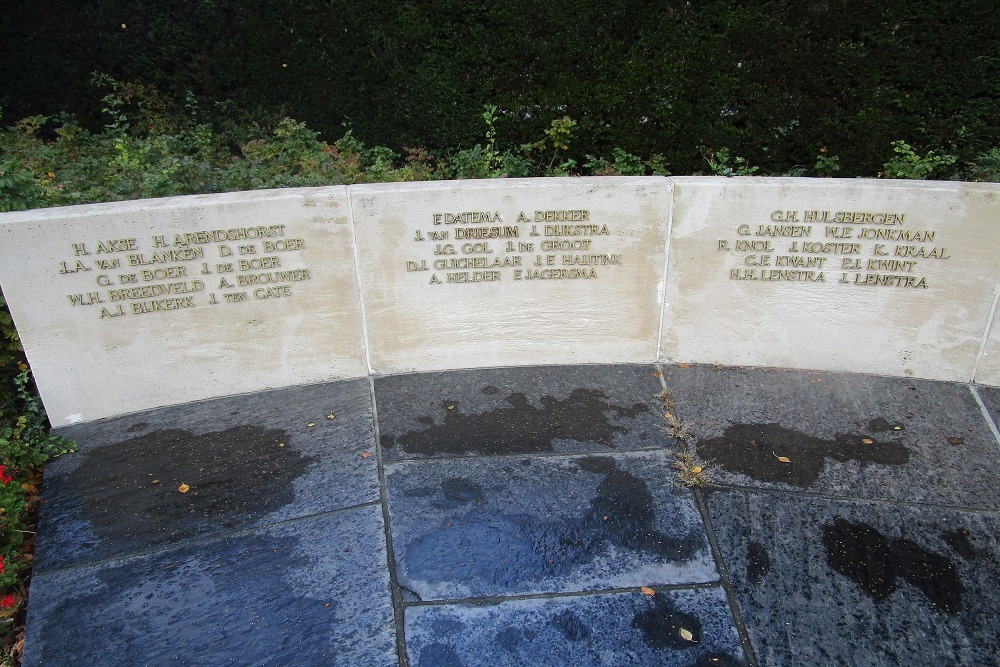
(23, 364, 1000, 666)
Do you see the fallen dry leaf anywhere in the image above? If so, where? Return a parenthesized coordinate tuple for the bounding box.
(327, 413, 336, 420)
(678, 363, 691, 368)
(679, 627, 695, 641)
(652, 371, 661, 378)
(360, 452, 372, 458)
(279, 442, 285, 448)
(775, 454, 792, 463)
(446, 405, 455, 410)
(948, 437, 963, 446)
(307, 422, 316, 427)
(861, 437, 874, 445)
(691, 466, 703, 474)
(20, 483, 36, 493)
(640, 586, 656, 596)
(177, 483, 190, 493)
(151, 480, 159, 484)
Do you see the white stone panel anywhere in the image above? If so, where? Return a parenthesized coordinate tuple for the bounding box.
(0, 188, 367, 424)
(351, 178, 670, 374)
(661, 177, 1000, 382)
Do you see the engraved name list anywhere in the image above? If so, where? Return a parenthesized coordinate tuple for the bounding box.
(57, 225, 311, 319)
(719, 209, 951, 288)
(404, 208, 624, 285)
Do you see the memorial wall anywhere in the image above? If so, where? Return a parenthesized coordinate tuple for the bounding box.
(0, 177, 997, 424)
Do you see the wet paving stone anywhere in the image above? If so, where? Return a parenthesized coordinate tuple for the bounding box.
(703, 489, 1000, 666)
(23, 504, 397, 667)
(38, 379, 380, 572)
(385, 450, 717, 600)
(975, 384, 1000, 429)
(661, 365, 1000, 508)
(405, 587, 746, 666)
(375, 365, 668, 460)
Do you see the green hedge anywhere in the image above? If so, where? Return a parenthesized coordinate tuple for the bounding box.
(3, 1, 999, 177)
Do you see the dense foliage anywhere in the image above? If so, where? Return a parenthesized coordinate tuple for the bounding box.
(3, 1, 999, 177)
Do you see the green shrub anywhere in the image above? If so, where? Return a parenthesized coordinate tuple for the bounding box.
(0, 160, 42, 212)
(882, 140, 957, 180)
(966, 148, 1000, 182)
(700, 147, 759, 176)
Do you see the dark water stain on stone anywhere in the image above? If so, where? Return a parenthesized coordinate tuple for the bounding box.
(417, 642, 465, 667)
(67, 425, 312, 543)
(822, 519, 964, 614)
(550, 610, 591, 641)
(403, 478, 486, 509)
(440, 478, 486, 505)
(402, 457, 702, 590)
(632, 592, 702, 650)
(747, 541, 770, 585)
(496, 626, 524, 652)
(697, 423, 909, 487)
(391, 389, 649, 456)
(868, 417, 904, 432)
(127, 422, 149, 433)
(943, 528, 989, 560)
(481, 385, 499, 395)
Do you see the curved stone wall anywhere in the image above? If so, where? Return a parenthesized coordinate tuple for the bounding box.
(1, 177, 997, 424)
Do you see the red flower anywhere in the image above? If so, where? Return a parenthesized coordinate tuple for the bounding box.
(0, 466, 11, 484)
(0, 556, 5, 574)
(0, 595, 15, 608)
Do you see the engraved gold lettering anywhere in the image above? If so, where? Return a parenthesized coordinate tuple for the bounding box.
(96, 239, 137, 253)
(262, 239, 304, 252)
(533, 210, 589, 222)
(523, 268, 597, 280)
(128, 248, 204, 265)
(446, 271, 501, 283)
(130, 297, 195, 314)
(254, 286, 292, 299)
(238, 257, 281, 271)
(236, 270, 310, 286)
(140, 266, 187, 281)
(68, 292, 104, 306)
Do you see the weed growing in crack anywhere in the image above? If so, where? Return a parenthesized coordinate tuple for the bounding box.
(656, 381, 710, 487)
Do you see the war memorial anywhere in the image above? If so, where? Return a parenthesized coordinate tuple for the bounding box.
(1, 176, 998, 665)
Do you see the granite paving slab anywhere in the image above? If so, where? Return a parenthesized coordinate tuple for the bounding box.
(975, 384, 1000, 431)
(703, 489, 1000, 666)
(37, 379, 380, 571)
(23, 504, 397, 667)
(375, 365, 668, 461)
(405, 587, 746, 666)
(661, 365, 1000, 508)
(385, 450, 716, 600)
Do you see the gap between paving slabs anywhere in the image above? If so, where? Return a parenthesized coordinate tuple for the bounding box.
(374, 364, 753, 666)
(657, 363, 1000, 666)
